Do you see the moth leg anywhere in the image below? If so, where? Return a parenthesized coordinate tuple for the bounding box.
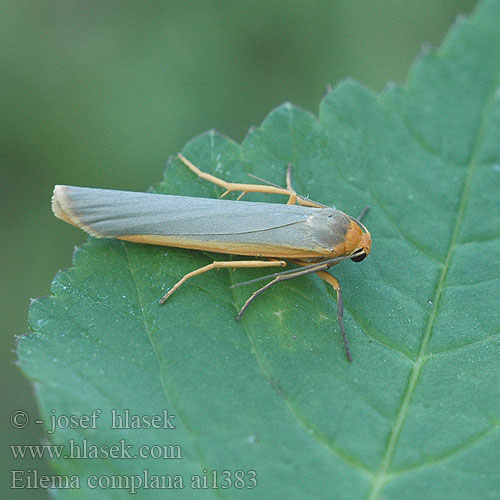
(290, 257, 340, 268)
(314, 271, 352, 362)
(285, 163, 328, 208)
(179, 153, 292, 197)
(285, 163, 297, 205)
(159, 259, 286, 304)
(235, 262, 356, 361)
(287, 259, 352, 361)
(178, 154, 323, 208)
(235, 266, 322, 321)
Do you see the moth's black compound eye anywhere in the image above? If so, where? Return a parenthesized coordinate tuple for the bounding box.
(351, 252, 366, 263)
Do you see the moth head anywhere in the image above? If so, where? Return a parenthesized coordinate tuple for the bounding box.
(349, 219, 371, 263)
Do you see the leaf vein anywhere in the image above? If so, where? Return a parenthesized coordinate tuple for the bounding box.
(121, 241, 226, 500)
(386, 424, 499, 477)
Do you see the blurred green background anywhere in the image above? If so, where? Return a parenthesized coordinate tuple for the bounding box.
(1, 0, 476, 497)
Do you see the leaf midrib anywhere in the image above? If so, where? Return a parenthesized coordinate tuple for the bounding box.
(366, 64, 500, 499)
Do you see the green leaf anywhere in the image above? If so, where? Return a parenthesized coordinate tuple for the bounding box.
(18, 1, 500, 498)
